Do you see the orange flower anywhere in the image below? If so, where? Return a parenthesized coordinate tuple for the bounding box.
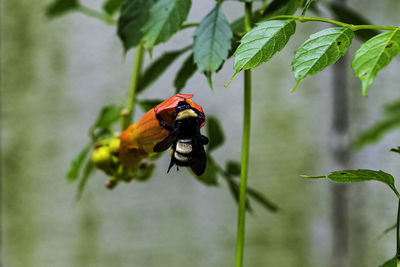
(119, 94, 204, 167)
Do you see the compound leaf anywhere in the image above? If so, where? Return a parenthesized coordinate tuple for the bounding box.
(352, 29, 400, 96)
(292, 27, 354, 90)
(174, 54, 197, 93)
(142, 0, 191, 49)
(117, 0, 154, 52)
(193, 4, 232, 73)
(233, 20, 296, 72)
(302, 169, 400, 198)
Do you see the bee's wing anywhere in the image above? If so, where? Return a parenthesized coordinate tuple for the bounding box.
(190, 145, 207, 176)
(153, 130, 178, 152)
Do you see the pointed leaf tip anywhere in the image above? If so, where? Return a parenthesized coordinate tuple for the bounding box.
(225, 71, 239, 87)
(233, 20, 296, 71)
(352, 29, 400, 96)
(292, 27, 354, 89)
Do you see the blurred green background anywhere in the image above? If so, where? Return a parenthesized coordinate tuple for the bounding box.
(2, 0, 400, 266)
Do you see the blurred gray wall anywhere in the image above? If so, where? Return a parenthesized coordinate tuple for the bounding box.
(2, 0, 400, 266)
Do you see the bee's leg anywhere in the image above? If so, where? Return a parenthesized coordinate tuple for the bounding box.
(192, 108, 205, 122)
(167, 157, 175, 173)
(200, 135, 209, 145)
(155, 109, 174, 132)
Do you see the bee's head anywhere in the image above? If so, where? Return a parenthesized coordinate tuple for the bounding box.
(173, 101, 205, 132)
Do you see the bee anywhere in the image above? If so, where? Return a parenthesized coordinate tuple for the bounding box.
(153, 100, 209, 176)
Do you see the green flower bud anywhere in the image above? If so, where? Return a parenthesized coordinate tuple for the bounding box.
(92, 146, 112, 170)
(109, 138, 120, 154)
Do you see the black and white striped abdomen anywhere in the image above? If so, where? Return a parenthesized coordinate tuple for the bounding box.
(174, 139, 192, 163)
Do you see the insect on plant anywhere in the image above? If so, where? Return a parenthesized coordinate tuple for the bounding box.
(46, 0, 400, 266)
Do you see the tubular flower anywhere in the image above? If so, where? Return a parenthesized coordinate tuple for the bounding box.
(119, 93, 205, 167)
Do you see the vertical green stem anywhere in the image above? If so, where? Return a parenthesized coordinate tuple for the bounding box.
(235, 3, 252, 267)
(396, 199, 400, 263)
(121, 40, 145, 130)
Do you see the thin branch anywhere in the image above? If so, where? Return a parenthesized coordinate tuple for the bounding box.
(121, 41, 145, 130)
(235, 3, 252, 267)
(267, 15, 399, 31)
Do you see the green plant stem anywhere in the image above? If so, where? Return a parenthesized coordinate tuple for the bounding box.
(235, 3, 252, 267)
(121, 41, 145, 130)
(397, 199, 400, 262)
(76, 4, 116, 25)
(268, 15, 400, 31)
(181, 22, 200, 29)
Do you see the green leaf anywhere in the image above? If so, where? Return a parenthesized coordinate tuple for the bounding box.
(195, 156, 218, 185)
(233, 20, 296, 72)
(302, 169, 400, 198)
(230, 0, 299, 34)
(352, 29, 400, 96)
(137, 99, 163, 112)
(384, 98, 400, 115)
(325, 2, 379, 42)
(292, 27, 354, 91)
(205, 72, 214, 91)
(379, 257, 397, 267)
(76, 160, 96, 201)
(225, 176, 253, 212)
(226, 161, 241, 176)
(67, 143, 92, 182)
(142, 0, 191, 49)
(174, 54, 197, 93)
(137, 46, 190, 93)
(247, 187, 279, 212)
(103, 0, 124, 15)
(89, 105, 122, 139)
(135, 163, 156, 182)
(206, 116, 225, 152)
(352, 98, 400, 149)
(193, 5, 232, 73)
(46, 0, 79, 17)
(262, 0, 300, 18)
(234, 0, 263, 2)
(391, 147, 400, 154)
(117, 0, 155, 52)
(352, 116, 400, 149)
(302, 0, 319, 16)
